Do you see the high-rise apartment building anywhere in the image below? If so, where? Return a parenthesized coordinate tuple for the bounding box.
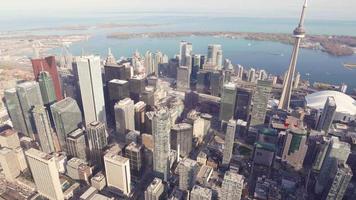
(317, 96, 336, 133)
(153, 108, 171, 181)
(219, 83, 237, 121)
(220, 170, 244, 200)
(171, 123, 193, 158)
(250, 80, 272, 126)
(145, 178, 164, 200)
(222, 119, 237, 165)
(73, 56, 106, 125)
(31, 56, 63, 101)
(104, 152, 131, 196)
(25, 148, 64, 200)
(32, 105, 55, 153)
(16, 81, 43, 138)
(51, 97, 82, 151)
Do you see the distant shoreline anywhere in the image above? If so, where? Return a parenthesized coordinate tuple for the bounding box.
(107, 31, 356, 57)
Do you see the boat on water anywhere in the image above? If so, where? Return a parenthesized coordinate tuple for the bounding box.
(343, 63, 356, 69)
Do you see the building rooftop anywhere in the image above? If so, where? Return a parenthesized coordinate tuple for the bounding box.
(125, 142, 142, 153)
(191, 185, 212, 198)
(0, 128, 17, 137)
(104, 153, 129, 164)
(109, 79, 128, 84)
(0, 147, 12, 155)
(51, 97, 77, 112)
(259, 128, 278, 136)
(224, 170, 244, 183)
(92, 172, 105, 182)
(255, 142, 277, 152)
(25, 148, 53, 161)
(180, 158, 197, 168)
(197, 165, 213, 181)
(68, 129, 84, 138)
(147, 178, 163, 192)
(171, 123, 192, 131)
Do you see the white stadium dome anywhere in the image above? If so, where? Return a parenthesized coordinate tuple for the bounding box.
(305, 90, 356, 122)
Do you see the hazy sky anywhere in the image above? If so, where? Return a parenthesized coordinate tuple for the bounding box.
(1, 0, 356, 20)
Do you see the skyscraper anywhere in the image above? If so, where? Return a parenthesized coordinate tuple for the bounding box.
(207, 44, 222, 68)
(325, 163, 352, 200)
(0, 128, 20, 149)
(25, 148, 64, 200)
(153, 108, 171, 181)
(220, 170, 244, 200)
(278, 0, 308, 110)
(87, 121, 108, 166)
(108, 79, 130, 102)
(115, 98, 135, 137)
(145, 178, 164, 200)
(210, 71, 222, 96)
(234, 87, 253, 121)
(177, 66, 190, 91)
(219, 83, 237, 121)
(281, 128, 308, 170)
(32, 105, 55, 153)
(51, 97, 83, 151)
(129, 76, 146, 96)
(171, 123, 193, 158)
(31, 56, 63, 101)
(179, 41, 193, 68)
(4, 88, 27, 135)
(317, 96, 336, 133)
(104, 64, 126, 82)
(0, 147, 21, 182)
(125, 142, 144, 183)
(38, 71, 57, 105)
(104, 152, 131, 196)
(134, 101, 146, 133)
(16, 81, 43, 138)
(73, 56, 106, 125)
(250, 80, 272, 126)
(315, 137, 351, 194)
(178, 158, 198, 191)
(222, 119, 237, 165)
(66, 128, 87, 161)
(190, 185, 213, 200)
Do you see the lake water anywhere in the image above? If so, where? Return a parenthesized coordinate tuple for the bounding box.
(2, 13, 356, 90)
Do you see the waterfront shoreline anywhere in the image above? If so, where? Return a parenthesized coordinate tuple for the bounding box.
(107, 31, 356, 57)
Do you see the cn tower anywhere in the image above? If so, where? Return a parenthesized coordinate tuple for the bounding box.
(278, 0, 308, 110)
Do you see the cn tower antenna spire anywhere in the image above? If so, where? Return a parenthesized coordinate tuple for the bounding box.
(278, 0, 309, 110)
